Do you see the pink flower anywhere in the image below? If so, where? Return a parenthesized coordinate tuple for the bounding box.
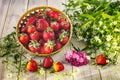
(65, 50, 89, 67)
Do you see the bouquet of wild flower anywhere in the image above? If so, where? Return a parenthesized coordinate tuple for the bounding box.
(63, 0, 120, 64)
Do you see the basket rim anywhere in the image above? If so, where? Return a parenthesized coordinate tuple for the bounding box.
(16, 6, 73, 57)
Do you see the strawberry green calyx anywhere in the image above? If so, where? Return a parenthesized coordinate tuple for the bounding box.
(45, 40, 55, 49)
(59, 30, 68, 41)
(46, 27, 53, 32)
(30, 40, 40, 48)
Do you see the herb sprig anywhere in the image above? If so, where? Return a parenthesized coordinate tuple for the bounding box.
(0, 31, 28, 80)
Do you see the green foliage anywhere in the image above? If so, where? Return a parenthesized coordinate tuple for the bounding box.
(63, 0, 120, 64)
(0, 31, 28, 80)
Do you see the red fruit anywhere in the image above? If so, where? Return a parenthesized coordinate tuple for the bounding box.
(28, 40, 41, 53)
(19, 34, 29, 46)
(50, 21, 60, 31)
(96, 54, 107, 65)
(27, 25, 36, 34)
(55, 41, 62, 50)
(30, 31, 42, 41)
(26, 60, 38, 72)
(36, 19, 49, 31)
(43, 40, 55, 54)
(61, 21, 70, 30)
(43, 27, 55, 42)
(53, 62, 64, 72)
(20, 25, 28, 33)
(61, 36, 69, 44)
(59, 30, 69, 44)
(46, 10, 60, 20)
(26, 16, 37, 26)
(39, 39, 45, 46)
(58, 17, 66, 23)
(43, 56, 53, 69)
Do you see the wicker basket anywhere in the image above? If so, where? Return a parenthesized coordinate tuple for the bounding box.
(16, 6, 72, 56)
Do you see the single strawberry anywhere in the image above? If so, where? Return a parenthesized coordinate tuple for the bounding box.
(43, 56, 53, 69)
(59, 30, 69, 44)
(26, 59, 38, 72)
(27, 25, 36, 34)
(50, 21, 60, 31)
(61, 21, 70, 30)
(26, 16, 37, 26)
(43, 40, 55, 54)
(28, 40, 41, 53)
(43, 27, 55, 42)
(20, 25, 28, 33)
(36, 19, 49, 31)
(30, 31, 42, 41)
(58, 17, 66, 23)
(19, 34, 29, 46)
(55, 41, 62, 50)
(46, 10, 60, 20)
(53, 62, 64, 72)
(96, 54, 107, 65)
(61, 36, 69, 45)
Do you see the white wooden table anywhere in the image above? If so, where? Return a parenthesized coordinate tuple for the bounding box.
(0, 0, 120, 80)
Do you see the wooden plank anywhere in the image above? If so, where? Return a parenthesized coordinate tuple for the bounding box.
(0, 0, 10, 38)
(28, 0, 47, 10)
(100, 66, 112, 80)
(73, 65, 92, 80)
(89, 65, 101, 80)
(1, 0, 28, 80)
(48, 0, 66, 10)
(1, 0, 28, 37)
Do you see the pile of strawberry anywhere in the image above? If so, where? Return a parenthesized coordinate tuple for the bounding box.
(18, 8, 71, 54)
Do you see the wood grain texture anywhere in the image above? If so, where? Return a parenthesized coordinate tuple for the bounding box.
(0, 0, 11, 38)
(73, 65, 92, 80)
(89, 66, 101, 80)
(1, 0, 28, 37)
(28, 0, 47, 10)
(48, 0, 66, 10)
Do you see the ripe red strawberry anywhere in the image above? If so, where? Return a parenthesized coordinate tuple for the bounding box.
(43, 27, 55, 42)
(61, 21, 70, 30)
(53, 62, 64, 72)
(30, 31, 42, 41)
(26, 59, 38, 72)
(58, 17, 66, 23)
(39, 39, 45, 46)
(36, 19, 49, 31)
(96, 54, 107, 65)
(26, 16, 37, 26)
(61, 36, 69, 44)
(50, 21, 60, 31)
(20, 25, 28, 33)
(43, 40, 55, 54)
(59, 30, 69, 44)
(43, 56, 53, 69)
(55, 41, 62, 50)
(28, 40, 41, 53)
(46, 10, 60, 20)
(19, 34, 29, 46)
(27, 25, 36, 34)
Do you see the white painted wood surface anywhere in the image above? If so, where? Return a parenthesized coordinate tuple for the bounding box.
(0, 0, 120, 80)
